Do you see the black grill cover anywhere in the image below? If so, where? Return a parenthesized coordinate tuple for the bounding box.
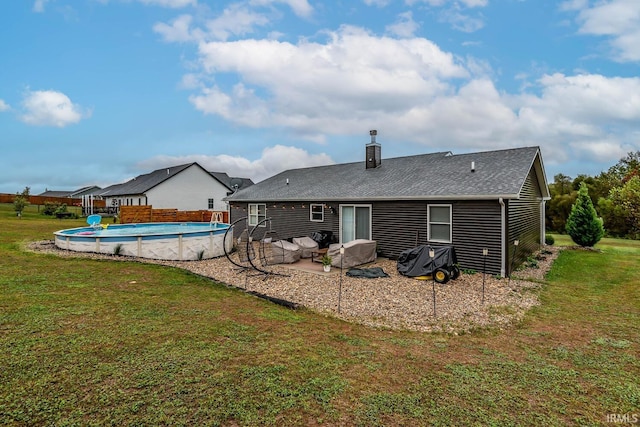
(396, 245, 458, 277)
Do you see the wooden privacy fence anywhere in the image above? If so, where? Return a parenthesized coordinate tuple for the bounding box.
(119, 205, 229, 224)
(0, 193, 106, 208)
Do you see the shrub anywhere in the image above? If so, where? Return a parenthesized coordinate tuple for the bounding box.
(54, 204, 68, 215)
(545, 235, 555, 245)
(42, 201, 60, 216)
(13, 195, 28, 217)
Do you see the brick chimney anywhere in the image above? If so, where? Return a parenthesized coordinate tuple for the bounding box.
(366, 130, 381, 169)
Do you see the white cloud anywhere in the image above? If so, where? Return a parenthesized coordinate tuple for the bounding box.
(138, 145, 334, 182)
(154, 5, 270, 42)
(249, 0, 313, 18)
(179, 73, 203, 89)
(205, 4, 270, 41)
(156, 9, 640, 176)
(33, 0, 49, 13)
(138, 0, 196, 8)
(457, 0, 488, 7)
(438, 6, 485, 32)
(559, 0, 588, 12)
(406, 0, 487, 8)
(20, 89, 90, 127)
(364, 0, 391, 6)
(153, 14, 198, 42)
(191, 25, 468, 134)
(386, 12, 419, 38)
(0, 99, 10, 112)
(535, 73, 640, 123)
(570, 0, 640, 62)
(569, 139, 630, 163)
(391, 0, 486, 32)
(510, 73, 640, 164)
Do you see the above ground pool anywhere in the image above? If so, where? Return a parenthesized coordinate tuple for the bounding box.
(54, 222, 232, 261)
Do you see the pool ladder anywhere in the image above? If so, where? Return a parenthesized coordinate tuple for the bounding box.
(210, 211, 224, 226)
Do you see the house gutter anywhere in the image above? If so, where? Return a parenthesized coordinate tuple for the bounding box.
(225, 194, 520, 203)
(499, 197, 506, 277)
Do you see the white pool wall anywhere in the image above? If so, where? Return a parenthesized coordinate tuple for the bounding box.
(54, 223, 232, 261)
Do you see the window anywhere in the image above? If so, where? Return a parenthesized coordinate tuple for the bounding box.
(208, 198, 214, 209)
(310, 204, 324, 222)
(248, 203, 266, 226)
(428, 204, 452, 243)
(340, 205, 371, 243)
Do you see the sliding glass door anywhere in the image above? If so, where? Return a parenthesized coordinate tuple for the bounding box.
(340, 205, 371, 243)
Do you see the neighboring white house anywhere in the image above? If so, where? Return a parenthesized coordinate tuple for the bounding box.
(99, 162, 253, 212)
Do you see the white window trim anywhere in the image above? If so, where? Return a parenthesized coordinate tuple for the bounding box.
(310, 204, 324, 222)
(248, 203, 267, 227)
(427, 204, 452, 243)
(339, 204, 372, 243)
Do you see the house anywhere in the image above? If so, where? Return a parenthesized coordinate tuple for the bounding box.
(99, 162, 253, 213)
(225, 132, 550, 276)
(38, 185, 102, 198)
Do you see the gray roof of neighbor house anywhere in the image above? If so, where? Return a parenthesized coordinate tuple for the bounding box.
(98, 162, 255, 197)
(98, 163, 197, 197)
(69, 186, 103, 197)
(38, 190, 73, 198)
(38, 185, 102, 198)
(226, 146, 549, 202)
(209, 172, 254, 192)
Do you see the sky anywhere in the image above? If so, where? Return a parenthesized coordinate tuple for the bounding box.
(1, 0, 639, 195)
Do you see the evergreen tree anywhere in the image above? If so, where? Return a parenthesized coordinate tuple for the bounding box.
(566, 182, 604, 247)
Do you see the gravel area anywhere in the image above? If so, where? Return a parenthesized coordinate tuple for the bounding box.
(28, 241, 560, 334)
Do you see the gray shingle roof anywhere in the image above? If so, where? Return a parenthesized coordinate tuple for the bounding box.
(97, 163, 255, 197)
(38, 186, 102, 197)
(227, 146, 548, 202)
(38, 190, 74, 197)
(209, 172, 254, 191)
(99, 163, 194, 197)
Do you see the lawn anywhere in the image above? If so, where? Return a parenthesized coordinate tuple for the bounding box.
(1, 205, 638, 426)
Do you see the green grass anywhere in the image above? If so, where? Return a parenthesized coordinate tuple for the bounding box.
(1, 205, 638, 426)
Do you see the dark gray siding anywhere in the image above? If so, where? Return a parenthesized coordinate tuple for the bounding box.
(229, 202, 338, 241)
(373, 200, 502, 274)
(371, 201, 426, 258)
(231, 199, 504, 275)
(507, 167, 542, 274)
(451, 201, 503, 275)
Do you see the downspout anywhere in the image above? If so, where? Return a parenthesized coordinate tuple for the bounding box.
(541, 199, 546, 246)
(499, 197, 506, 277)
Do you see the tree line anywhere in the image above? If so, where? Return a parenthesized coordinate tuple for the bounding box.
(546, 151, 640, 239)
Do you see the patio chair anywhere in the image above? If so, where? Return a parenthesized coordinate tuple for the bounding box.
(292, 236, 319, 258)
(266, 240, 302, 265)
(86, 214, 102, 227)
